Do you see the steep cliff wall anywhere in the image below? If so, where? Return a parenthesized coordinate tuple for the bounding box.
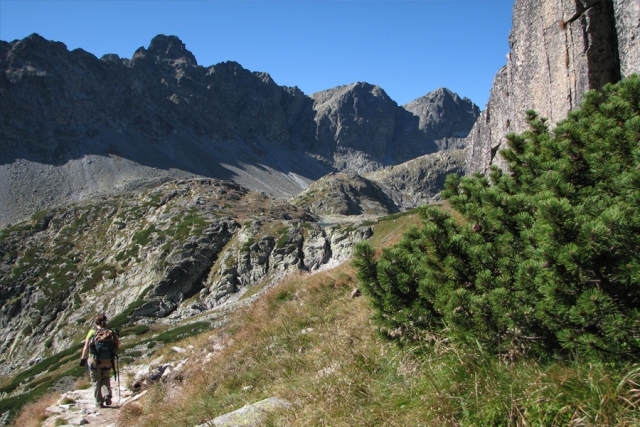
(614, 0, 640, 78)
(466, 0, 637, 175)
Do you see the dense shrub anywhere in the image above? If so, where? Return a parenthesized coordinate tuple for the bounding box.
(353, 75, 640, 361)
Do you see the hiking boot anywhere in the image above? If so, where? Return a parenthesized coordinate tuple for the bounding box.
(104, 396, 112, 406)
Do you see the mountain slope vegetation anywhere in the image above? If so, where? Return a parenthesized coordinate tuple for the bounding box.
(13, 209, 640, 427)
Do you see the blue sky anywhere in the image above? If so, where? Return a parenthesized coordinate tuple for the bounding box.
(0, 0, 514, 108)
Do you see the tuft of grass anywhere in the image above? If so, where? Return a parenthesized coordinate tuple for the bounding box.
(241, 237, 255, 253)
(8, 393, 59, 427)
(117, 402, 144, 427)
(132, 225, 158, 246)
(133, 325, 150, 335)
(275, 226, 289, 249)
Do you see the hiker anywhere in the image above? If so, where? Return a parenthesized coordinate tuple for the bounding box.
(79, 313, 120, 408)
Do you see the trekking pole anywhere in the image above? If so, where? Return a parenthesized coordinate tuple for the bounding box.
(116, 354, 121, 406)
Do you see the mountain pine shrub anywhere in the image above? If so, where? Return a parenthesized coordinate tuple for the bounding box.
(353, 75, 640, 361)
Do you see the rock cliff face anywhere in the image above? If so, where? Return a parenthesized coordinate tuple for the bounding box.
(0, 179, 373, 372)
(614, 0, 640, 78)
(465, 0, 638, 175)
(291, 173, 398, 216)
(365, 149, 466, 210)
(0, 34, 479, 226)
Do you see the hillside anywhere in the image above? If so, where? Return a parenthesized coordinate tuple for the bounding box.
(291, 149, 465, 216)
(0, 178, 378, 376)
(11, 209, 640, 427)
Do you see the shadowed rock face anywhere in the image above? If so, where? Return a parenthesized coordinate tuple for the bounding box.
(0, 33, 479, 226)
(311, 84, 479, 172)
(465, 0, 638, 176)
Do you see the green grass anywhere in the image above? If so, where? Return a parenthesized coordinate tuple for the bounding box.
(276, 230, 289, 249)
(241, 238, 255, 253)
(120, 322, 211, 351)
(132, 225, 158, 246)
(81, 264, 118, 293)
(121, 324, 151, 337)
(173, 211, 207, 242)
(133, 325, 150, 335)
(0, 344, 83, 395)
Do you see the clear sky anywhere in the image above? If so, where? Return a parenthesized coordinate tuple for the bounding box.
(0, 0, 514, 108)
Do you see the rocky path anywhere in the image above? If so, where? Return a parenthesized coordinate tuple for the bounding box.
(42, 382, 289, 427)
(42, 371, 144, 427)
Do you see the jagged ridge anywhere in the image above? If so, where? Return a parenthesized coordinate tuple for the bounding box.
(0, 33, 479, 226)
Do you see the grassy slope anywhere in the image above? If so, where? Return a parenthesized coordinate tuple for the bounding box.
(14, 210, 640, 426)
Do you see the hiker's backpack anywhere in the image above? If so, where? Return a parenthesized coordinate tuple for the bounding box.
(91, 328, 116, 360)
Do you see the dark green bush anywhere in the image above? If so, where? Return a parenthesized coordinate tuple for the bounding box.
(354, 75, 640, 362)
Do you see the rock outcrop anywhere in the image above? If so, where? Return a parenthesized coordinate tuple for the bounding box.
(292, 149, 465, 216)
(465, 0, 638, 175)
(0, 34, 479, 226)
(614, 0, 640, 78)
(291, 172, 398, 216)
(195, 397, 292, 427)
(365, 149, 466, 210)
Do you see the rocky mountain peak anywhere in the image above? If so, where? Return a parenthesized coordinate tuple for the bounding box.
(403, 87, 480, 140)
(10, 33, 67, 55)
(311, 82, 390, 110)
(146, 34, 197, 66)
(311, 82, 400, 165)
(3, 33, 70, 76)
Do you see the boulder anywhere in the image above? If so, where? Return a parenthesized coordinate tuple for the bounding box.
(194, 397, 291, 427)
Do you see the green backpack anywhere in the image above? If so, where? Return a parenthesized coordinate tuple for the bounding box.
(91, 328, 116, 360)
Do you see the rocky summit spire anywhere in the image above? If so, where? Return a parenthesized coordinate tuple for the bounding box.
(146, 34, 197, 65)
